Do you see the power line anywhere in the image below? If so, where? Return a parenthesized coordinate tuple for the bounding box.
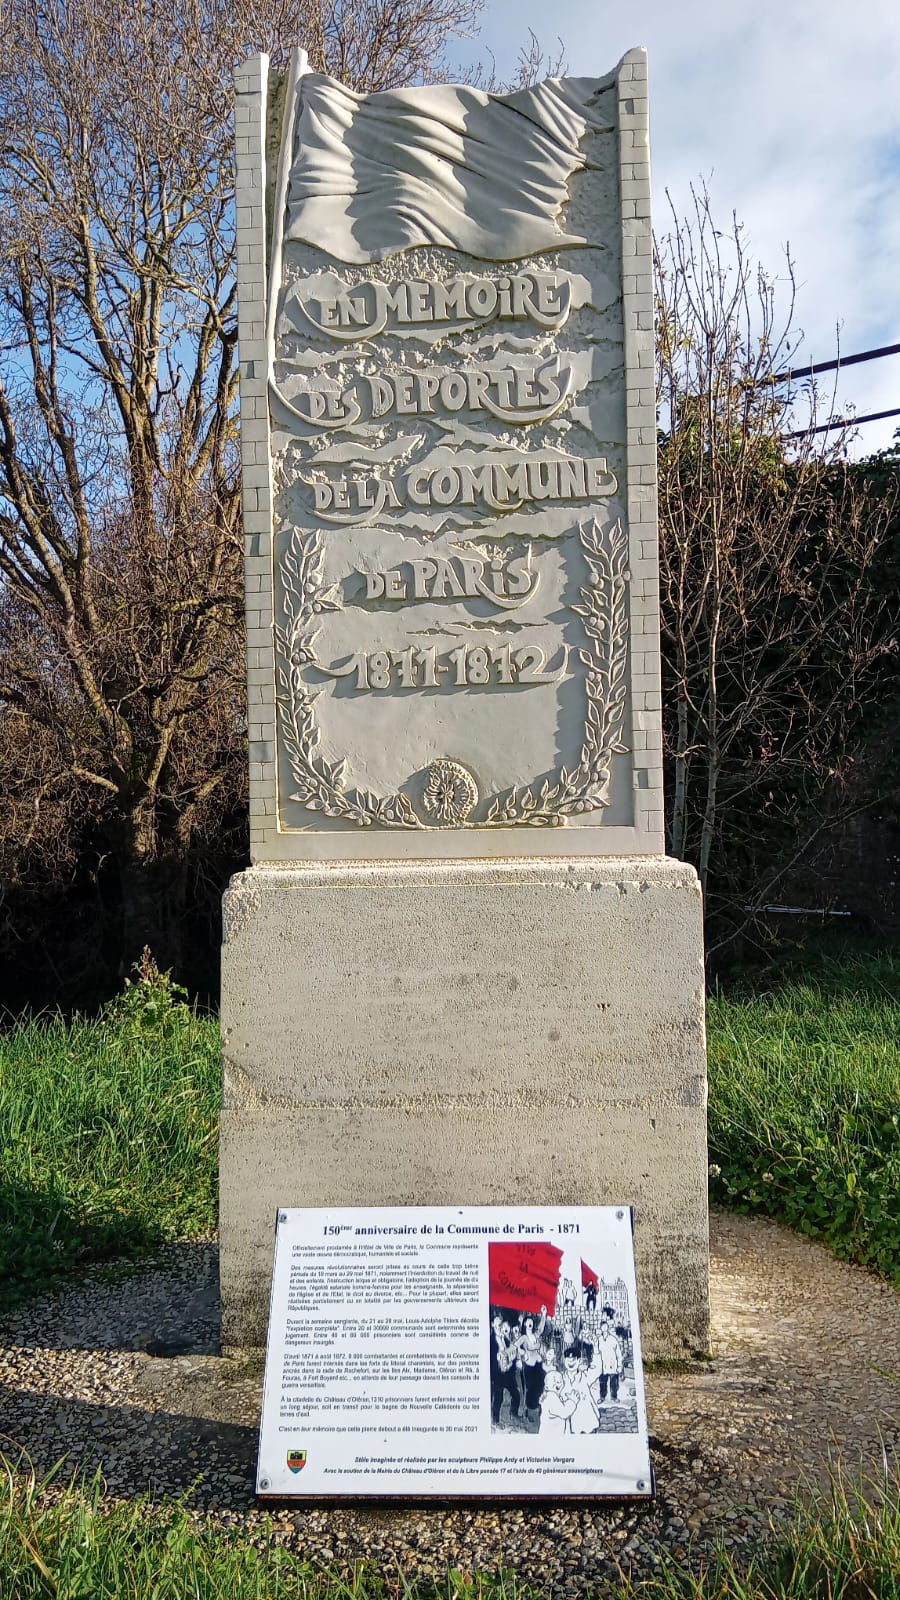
(783, 405, 900, 439)
(771, 341, 900, 437)
(771, 341, 900, 385)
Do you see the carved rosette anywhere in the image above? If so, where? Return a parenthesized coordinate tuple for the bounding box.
(422, 760, 479, 825)
(276, 516, 629, 829)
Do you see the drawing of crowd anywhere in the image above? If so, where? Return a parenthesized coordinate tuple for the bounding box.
(489, 1272, 638, 1436)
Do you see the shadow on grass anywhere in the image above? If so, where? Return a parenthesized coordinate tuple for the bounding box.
(719, 932, 899, 1003)
(0, 1230, 220, 1356)
(0, 1177, 169, 1312)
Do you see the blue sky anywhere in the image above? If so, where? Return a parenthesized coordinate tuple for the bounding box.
(454, 0, 900, 455)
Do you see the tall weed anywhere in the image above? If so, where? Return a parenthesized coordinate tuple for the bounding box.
(0, 955, 220, 1308)
(707, 950, 900, 1283)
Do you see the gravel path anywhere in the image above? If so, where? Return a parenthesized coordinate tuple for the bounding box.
(1, 1211, 898, 1592)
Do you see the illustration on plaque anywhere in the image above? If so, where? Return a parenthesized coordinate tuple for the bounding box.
(488, 1241, 638, 1436)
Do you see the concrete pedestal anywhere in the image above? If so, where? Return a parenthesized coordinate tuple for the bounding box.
(219, 857, 709, 1358)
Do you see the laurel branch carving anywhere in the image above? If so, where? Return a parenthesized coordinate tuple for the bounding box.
(483, 517, 629, 826)
(275, 530, 420, 827)
(275, 517, 629, 829)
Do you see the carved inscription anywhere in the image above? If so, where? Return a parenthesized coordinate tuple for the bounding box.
(305, 451, 617, 522)
(279, 358, 575, 430)
(281, 269, 584, 343)
(276, 519, 628, 827)
(270, 71, 630, 830)
(321, 643, 570, 691)
(359, 550, 538, 608)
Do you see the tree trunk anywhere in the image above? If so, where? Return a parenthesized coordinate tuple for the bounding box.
(698, 752, 720, 902)
(111, 810, 187, 979)
(671, 692, 690, 857)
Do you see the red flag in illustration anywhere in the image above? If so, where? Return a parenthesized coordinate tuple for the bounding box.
(489, 1241, 563, 1315)
(581, 1258, 599, 1291)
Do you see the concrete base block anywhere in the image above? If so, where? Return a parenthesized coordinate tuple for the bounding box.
(219, 857, 709, 1358)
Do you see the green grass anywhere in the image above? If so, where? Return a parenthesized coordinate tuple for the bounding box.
(2, 944, 898, 1311)
(1, 1462, 897, 1600)
(707, 947, 900, 1284)
(0, 961, 220, 1309)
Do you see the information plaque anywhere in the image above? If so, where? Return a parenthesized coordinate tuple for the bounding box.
(257, 1205, 652, 1498)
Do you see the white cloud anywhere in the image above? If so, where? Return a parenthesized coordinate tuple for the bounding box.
(460, 0, 900, 453)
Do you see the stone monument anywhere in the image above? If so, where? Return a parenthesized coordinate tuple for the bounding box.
(222, 47, 709, 1358)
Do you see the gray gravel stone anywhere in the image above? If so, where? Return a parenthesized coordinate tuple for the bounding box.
(1, 1212, 898, 1594)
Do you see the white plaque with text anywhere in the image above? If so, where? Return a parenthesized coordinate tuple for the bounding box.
(257, 1205, 651, 1498)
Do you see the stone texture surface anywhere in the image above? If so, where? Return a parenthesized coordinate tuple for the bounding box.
(219, 857, 708, 1358)
(2, 1213, 897, 1594)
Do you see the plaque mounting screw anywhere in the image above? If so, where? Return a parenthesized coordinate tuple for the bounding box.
(637, 1480, 646, 1490)
(259, 1479, 270, 1490)
(278, 1212, 288, 1222)
(616, 1210, 624, 1220)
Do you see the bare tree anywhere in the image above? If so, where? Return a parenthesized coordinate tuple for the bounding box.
(655, 188, 898, 949)
(0, 0, 482, 984)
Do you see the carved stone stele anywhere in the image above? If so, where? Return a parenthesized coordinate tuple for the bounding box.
(236, 47, 665, 860)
